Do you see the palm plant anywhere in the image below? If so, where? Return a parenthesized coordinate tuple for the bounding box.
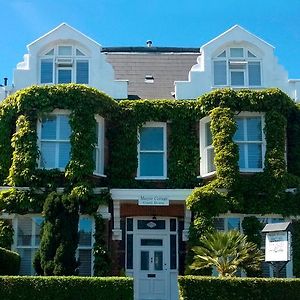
(190, 230, 264, 277)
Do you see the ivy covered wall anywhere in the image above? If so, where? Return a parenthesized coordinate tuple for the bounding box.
(1, 85, 300, 276)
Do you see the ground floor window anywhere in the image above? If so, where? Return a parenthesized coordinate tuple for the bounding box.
(14, 215, 94, 276)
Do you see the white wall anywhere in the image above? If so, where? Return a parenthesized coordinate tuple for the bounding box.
(175, 25, 300, 101)
(13, 23, 128, 99)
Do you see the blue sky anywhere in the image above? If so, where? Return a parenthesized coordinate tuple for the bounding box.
(1, 0, 300, 85)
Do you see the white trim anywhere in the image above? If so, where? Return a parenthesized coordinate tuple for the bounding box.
(93, 115, 105, 176)
(137, 122, 167, 179)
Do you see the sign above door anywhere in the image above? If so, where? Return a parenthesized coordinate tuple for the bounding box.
(138, 195, 169, 206)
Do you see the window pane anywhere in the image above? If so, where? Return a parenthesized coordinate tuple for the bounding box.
(154, 251, 163, 271)
(207, 148, 215, 173)
(234, 119, 244, 141)
(248, 144, 262, 168)
(248, 51, 256, 58)
(127, 234, 133, 269)
(78, 249, 92, 276)
(170, 235, 177, 269)
(58, 115, 71, 140)
(227, 218, 240, 230)
(231, 71, 244, 86)
(214, 61, 227, 85)
(41, 116, 57, 139)
(247, 117, 262, 141)
(249, 62, 261, 86)
(140, 152, 164, 176)
(230, 48, 244, 57)
(58, 69, 72, 83)
(141, 251, 149, 270)
(140, 127, 164, 151)
(58, 142, 71, 168)
(17, 216, 32, 246)
(79, 217, 92, 246)
(17, 248, 33, 275)
(58, 46, 72, 56)
(41, 59, 53, 83)
(217, 51, 226, 58)
(214, 218, 225, 231)
(40, 142, 56, 168)
(76, 49, 85, 56)
(141, 239, 163, 246)
(205, 122, 212, 146)
(76, 61, 89, 84)
(238, 144, 246, 168)
(33, 217, 43, 246)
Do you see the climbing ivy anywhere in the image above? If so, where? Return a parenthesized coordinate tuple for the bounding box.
(1, 85, 300, 276)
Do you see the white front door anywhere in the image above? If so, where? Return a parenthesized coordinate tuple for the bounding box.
(136, 234, 169, 300)
(129, 218, 178, 300)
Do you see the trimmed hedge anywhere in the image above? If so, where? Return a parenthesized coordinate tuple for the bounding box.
(0, 247, 20, 275)
(0, 276, 133, 300)
(178, 276, 300, 300)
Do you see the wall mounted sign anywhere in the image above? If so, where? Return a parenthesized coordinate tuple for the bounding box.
(138, 195, 169, 206)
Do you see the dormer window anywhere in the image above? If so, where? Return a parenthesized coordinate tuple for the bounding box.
(213, 47, 261, 87)
(40, 45, 89, 84)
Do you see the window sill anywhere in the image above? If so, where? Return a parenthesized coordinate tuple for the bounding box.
(198, 171, 216, 179)
(92, 173, 107, 178)
(135, 177, 168, 180)
(240, 168, 263, 173)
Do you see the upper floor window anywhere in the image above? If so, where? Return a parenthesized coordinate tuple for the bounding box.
(39, 112, 71, 169)
(40, 45, 89, 84)
(38, 111, 104, 174)
(137, 122, 167, 179)
(213, 47, 261, 87)
(234, 114, 265, 172)
(200, 113, 265, 177)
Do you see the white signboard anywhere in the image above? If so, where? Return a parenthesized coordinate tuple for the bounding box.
(138, 195, 169, 206)
(265, 232, 291, 262)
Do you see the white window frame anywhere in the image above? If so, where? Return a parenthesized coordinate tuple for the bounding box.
(235, 112, 266, 173)
(200, 113, 266, 177)
(37, 109, 71, 171)
(39, 45, 90, 85)
(212, 47, 262, 88)
(136, 122, 167, 180)
(93, 115, 105, 177)
(13, 214, 44, 275)
(200, 116, 215, 177)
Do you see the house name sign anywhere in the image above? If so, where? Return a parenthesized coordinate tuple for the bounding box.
(138, 195, 169, 206)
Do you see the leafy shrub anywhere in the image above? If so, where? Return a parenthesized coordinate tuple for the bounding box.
(0, 276, 133, 300)
(0, 247, 20, 275)
(0, 219, 13, 249)
(179, 276, 300, 300)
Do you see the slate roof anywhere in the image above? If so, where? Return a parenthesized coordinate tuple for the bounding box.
(102, 47, 199, 99)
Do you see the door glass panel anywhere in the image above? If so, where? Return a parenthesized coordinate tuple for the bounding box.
(141, 239, 163, 246)
(154, 251, 163, 271)
(127, 234, 133, 269)
(141, 251, 149, 270)
(170, 219, 177, 232)
(137, 220, 166, 230)
(170, 235, 177, 269)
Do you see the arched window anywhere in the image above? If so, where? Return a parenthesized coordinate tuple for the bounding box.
(213, 47, 261, 87)
(40, 45, 89, 84)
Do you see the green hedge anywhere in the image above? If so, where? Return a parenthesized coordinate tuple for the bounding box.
(0, 276, 133, 300)
(0, 247, 20, 275)
(178, 276, 300, 300)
